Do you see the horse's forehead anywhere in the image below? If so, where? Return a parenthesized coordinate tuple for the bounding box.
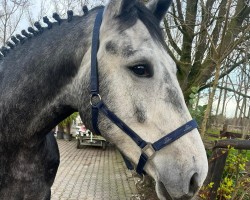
(103, 27, 160, 60)
(103, 19, 152, 45)
(101, 19, 176, 74)
(104, 37, 148, 58)
(103, 34, 176, 74)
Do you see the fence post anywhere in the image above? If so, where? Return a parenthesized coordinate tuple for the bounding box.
(204, 148, 229, 200)
(203, 139, 250, 199)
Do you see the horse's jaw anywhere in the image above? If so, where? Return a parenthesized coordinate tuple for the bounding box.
(155, 180, 173, 200)
(155, 180, 197, 200)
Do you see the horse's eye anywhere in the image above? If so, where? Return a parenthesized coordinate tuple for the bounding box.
(129, 65, 152, 77)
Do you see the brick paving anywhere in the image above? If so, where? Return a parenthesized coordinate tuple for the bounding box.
(51, 139, 139, 200)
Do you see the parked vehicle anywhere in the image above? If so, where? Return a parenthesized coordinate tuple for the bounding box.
(76, 126, 106, 149)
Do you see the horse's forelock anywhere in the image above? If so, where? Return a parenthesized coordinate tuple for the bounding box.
(117, 2, 165, 46)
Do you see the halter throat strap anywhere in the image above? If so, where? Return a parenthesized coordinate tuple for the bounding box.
(90, 8, 198, 175)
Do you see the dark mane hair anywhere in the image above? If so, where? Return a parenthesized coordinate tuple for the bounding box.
(117, 2, 165, 46)
(0, 5, 104, 59)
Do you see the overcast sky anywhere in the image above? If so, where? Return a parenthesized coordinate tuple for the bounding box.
(18, 0, 108, 33)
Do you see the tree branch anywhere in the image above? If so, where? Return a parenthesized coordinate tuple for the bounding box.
(201, 85, 250, 99)
(163, 18, 182, 56)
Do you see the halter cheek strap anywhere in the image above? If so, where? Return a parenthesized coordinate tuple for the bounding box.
(90, 8, 104, 136)
(90, 8, 198, 175)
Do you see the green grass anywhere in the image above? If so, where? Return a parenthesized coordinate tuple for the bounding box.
(204, 135, 218, 142)
(206, 128, 220, 135)
(246, 151, 250, 161)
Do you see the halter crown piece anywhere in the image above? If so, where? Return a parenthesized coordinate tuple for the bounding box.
(90, 8, 198, 175)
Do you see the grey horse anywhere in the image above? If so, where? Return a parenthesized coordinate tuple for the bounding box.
(0, 0, 208, 199)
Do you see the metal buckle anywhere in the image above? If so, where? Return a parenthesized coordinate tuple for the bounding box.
(90, 93, 102, 107)
(142, 143, 156, 159)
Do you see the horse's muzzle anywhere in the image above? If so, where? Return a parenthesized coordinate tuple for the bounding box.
(156, 170, 201, 200)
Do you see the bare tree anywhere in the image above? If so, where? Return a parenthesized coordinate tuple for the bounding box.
(26, 0, 50, 25)
(164, 0, 250, 101)
(25, 0, 106, 27)
(215, 76, 224, 116)
(51, 0, 106, 17)
(0, 0, 30, 46)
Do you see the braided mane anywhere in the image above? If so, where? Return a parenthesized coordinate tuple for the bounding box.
(0, 5, 90, 60)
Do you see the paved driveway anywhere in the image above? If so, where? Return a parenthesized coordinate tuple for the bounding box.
(51, 140, 139, 200)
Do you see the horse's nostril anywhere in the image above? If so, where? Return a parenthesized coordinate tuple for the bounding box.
(189, 173, 199, 195)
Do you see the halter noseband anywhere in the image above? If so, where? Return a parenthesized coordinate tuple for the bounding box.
(90, 8, 198, 175)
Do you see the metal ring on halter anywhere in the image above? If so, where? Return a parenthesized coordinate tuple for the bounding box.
(142, 143, 156, 160)
(90, 93, 102, 107)
(135, 174, 145, 184)
(135, 174, 146, 189)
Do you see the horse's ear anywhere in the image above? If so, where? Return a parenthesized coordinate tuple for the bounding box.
(104, 0, 136, 18)
(146, 0, 172, 22)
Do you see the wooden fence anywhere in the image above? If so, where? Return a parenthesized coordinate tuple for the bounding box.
(204, 139, 250, 199)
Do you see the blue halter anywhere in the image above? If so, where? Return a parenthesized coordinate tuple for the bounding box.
(90, 8, 198, 175)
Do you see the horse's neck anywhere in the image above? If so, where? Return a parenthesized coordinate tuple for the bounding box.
(0, 132, 59, 196)
(0, 12, 96, 145)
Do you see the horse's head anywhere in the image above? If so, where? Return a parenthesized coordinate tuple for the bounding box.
(78, 0, 208, 199)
